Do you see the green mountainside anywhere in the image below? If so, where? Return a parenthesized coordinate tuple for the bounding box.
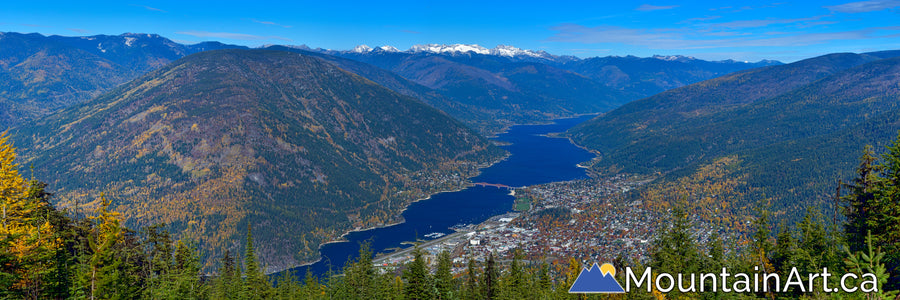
(0, 32, 134, 127)
(558, 55, 781, 98)
(12, 49, 503, 271)
(569, 52, 900, 223)
(263, 46, 487, 132)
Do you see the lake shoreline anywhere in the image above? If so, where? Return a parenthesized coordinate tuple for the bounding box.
(285, 114, 597, 277)
(290, 152, 512, 271)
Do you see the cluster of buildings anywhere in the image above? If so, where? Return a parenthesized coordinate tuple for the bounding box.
(373, 175, 664, 271)
(476, 176, 657, 263)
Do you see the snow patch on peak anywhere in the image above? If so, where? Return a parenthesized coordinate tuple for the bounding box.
(124, 37, 136, 47)
(352, 44, 373, 53)
(407, 43, 552, 59)
(263, 44, 312, 50)
(652, 55, 697, 62)
(490, 45, 550, 58)
(409, 44, 491, 55)
(377, 45, 399, 52)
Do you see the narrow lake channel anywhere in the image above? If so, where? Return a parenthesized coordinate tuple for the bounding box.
(289, 115, 596, 278)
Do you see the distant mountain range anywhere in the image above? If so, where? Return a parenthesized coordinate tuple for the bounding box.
(569, 50, 900, 223)
(0, 32, 244, 127)
(316, 44, 778, 133)
(1, 33, 780, 135)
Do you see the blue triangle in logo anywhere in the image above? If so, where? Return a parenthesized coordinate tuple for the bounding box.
(569, 263, 626, 293)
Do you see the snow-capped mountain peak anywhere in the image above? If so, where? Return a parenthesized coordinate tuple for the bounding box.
(651, 55, 697, 62)
(490, 45, 551, 58)
(409, 44, 491, 55)
(406, 43, 553, 59)
(351, 44, 373, 53)
(376, 45, 399, 52)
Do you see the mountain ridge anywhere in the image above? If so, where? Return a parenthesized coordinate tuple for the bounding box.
(13, 48, 503, 271)
(0, 31, 245, 128)
(568, 51, 900, 225)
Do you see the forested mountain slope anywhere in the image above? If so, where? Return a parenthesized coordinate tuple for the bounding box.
(569, 52, 900, 224)
(13, 49, 503, 271)
(0, 32, 243, 127)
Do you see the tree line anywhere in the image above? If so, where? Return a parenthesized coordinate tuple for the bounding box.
(2, 130, 900, 299)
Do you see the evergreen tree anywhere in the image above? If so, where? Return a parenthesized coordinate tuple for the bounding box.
(649, 205, 701, 298)
(374, 271, 401, 300)
(300, 268, 326, 299)
(699, 233, 725, 300)
(500, 250, 525, 300)
(844, 233, 900, 300)
(325, 266, 348, 299)
(434, 250, 455, 300)
(843, 136, 900, 289)
(771, 222, 797, 275)
(144, 224, 174, 299)
(212, 249, 241, 300)
(344, 242, 376, 299)
(749, 208, 774, 273)
(273, 270, 299, 300)
(650, 206, 700, 275)
(462, 258, 480, 300)
(796, 208, 841, 273)
(843, 145, 881, 252)
(403, 247, 433, 300)
(171, 241, 204, 299)
(481, 252, 499, 300)
(242, 224, 270, 300)
(874, 131, 900, 286)
(536, 260, 550, 293)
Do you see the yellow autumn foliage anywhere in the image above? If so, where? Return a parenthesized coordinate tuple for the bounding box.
(0, 132, 59, 289)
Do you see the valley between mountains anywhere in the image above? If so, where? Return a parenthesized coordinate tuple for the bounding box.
(5, 32, 900, 276)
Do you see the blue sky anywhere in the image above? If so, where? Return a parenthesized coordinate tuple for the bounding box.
(2, 0, 899, 62)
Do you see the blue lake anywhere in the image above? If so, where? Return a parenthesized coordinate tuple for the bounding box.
(288, 115, 596, 278)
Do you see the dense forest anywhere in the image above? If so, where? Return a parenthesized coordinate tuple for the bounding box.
(568, 52, 900, 229)
(11, 49, 505, 271)
(2, 129, 899, 299)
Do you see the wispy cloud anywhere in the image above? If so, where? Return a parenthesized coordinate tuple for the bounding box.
(547, 23, 900, 49)
(825, 0, 900, 13)
(710, 3, 784, 13)
(682, 16, 722, 23)
(401, 29, 421, 34)
(547, 24, 689, 47)
(132, 4, 167, 13)
(176, 30, 291, 41)
(68, 28, 90, 33)
(636, 4, 678, 11)
(711, 15, 828, 29)
(251, 19, 291, 28)
(21, 23, 50, 28)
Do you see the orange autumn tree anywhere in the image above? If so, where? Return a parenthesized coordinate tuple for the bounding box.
(0, 131, 60, 296)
